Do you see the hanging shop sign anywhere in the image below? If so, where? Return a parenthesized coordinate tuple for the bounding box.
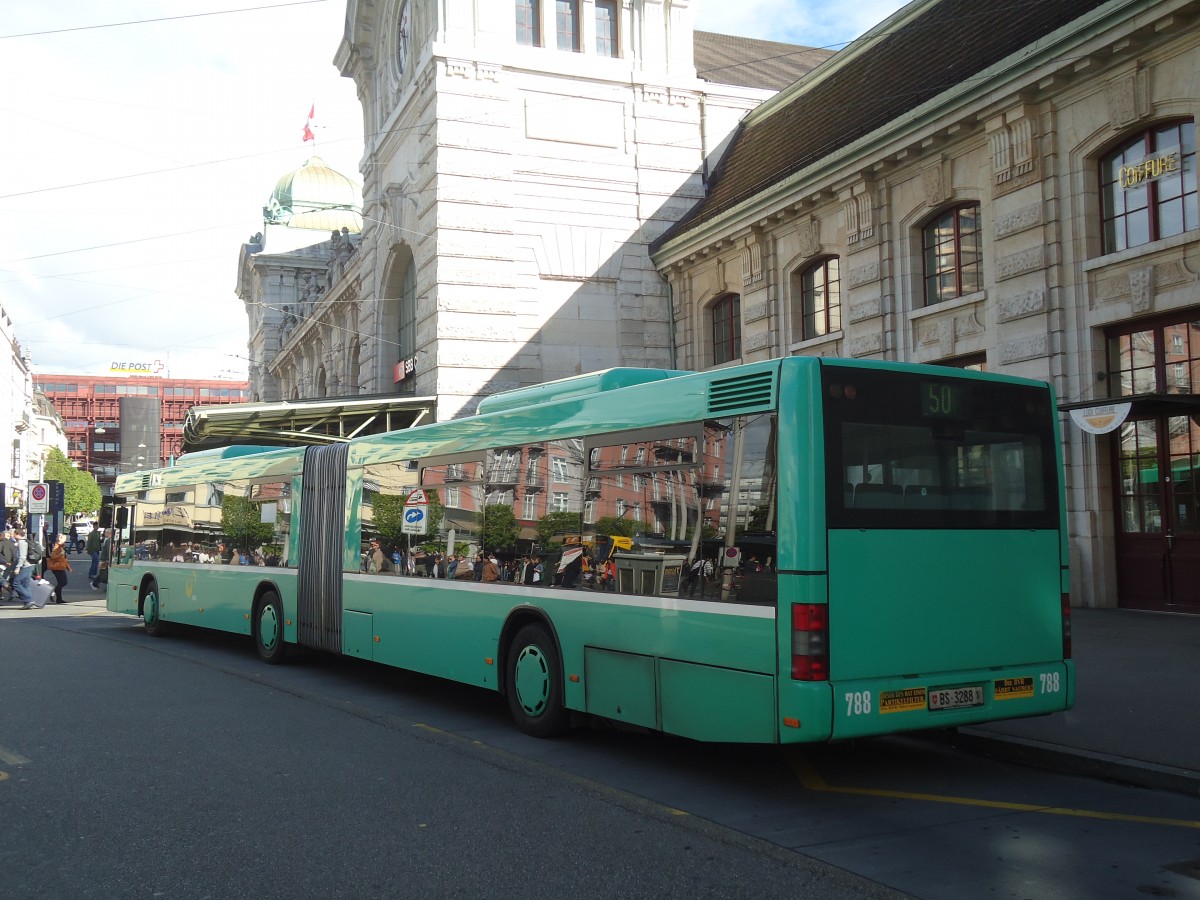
(1069, 402, 1132, 435)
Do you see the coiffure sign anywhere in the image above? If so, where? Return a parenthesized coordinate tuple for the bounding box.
(1117, 150, 1180, 188)
(110, 360, 165, 375)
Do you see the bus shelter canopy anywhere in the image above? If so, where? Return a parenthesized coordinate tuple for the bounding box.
(182, 394, 437, 452)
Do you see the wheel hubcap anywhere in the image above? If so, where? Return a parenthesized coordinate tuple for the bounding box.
(513, 644, 549, 717)
(142, 592, 158, 626)
(259, 604, 279, 651)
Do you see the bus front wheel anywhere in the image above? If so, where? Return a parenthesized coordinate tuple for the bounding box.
(254, 591, 287, 665)
(142, 582, 168, 637)
(506, 623, 569, 738)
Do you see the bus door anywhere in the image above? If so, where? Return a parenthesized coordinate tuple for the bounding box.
(296, 443, 349, 652)
(1114, 413, 1200, 612)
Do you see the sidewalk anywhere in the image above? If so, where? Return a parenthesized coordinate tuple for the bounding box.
(2, 564, 1197, 794)
(944, 606, 1200, 796)
(0, 551, 110, 619)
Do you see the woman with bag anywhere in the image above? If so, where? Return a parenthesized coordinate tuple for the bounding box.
(46, 535, 72, 605)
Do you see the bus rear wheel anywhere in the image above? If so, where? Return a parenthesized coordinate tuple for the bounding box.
(254, 591, 287, 665)
(142, 582, 168, 637)
(506, 623, 569, 738)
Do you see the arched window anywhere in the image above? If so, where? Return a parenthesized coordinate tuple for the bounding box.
(710, 294, 741, 365)
(792, 257, 840, 342)
(1101, 120, 1197, 254)
(397, 261, 416, 366)
(922, 203, 981, 306)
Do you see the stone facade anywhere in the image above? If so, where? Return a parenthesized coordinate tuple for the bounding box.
(325, 0, 782, 417)
(652, 0, 1200, 610)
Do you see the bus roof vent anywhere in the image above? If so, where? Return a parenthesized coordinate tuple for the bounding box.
(138, 473, 152, 491)
(708, 369, 775, 415)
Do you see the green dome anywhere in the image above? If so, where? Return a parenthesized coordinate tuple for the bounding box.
(264, 156, 363, 233)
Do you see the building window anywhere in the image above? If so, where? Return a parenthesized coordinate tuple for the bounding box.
(1108, 317, 1200, 396)
(397, 261, 417, 391)
(515, 0, 541, 46)
(552, 491, 570, 512)
(933, 353, 987, 372)
(523, 493, 537, 519)
(551, 458, 569, 482)
(556, 0, 579, 52)
(793, 257, 840, 341)
(595, 0, 618, 57)
(922, 204, 981, 306)
(1101, 120, 1198, 254)
(711, 294, 741, 365)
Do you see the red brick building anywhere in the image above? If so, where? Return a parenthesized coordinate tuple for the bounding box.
(34, 374, 248, 495)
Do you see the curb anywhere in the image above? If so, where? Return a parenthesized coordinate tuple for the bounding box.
(938, 727, 1200, 799)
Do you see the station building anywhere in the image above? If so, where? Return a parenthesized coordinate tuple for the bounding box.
(237, 0, 830, 419)
(649, 0, 1200, 613)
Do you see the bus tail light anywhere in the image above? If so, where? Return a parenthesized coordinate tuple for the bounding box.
(1061, 592, 1072, 660)
(791, 604, 829, 681)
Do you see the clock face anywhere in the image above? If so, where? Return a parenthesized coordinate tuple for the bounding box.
(396, 1, 410, 76)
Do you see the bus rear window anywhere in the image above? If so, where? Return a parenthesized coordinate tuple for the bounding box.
(822, 367, 1059, 529)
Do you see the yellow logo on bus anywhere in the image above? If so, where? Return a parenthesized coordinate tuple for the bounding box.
(879, 687, 927, 714)
(993, 676, 1034, 700)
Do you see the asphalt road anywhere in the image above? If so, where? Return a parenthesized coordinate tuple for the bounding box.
(0, 615, 895, 900)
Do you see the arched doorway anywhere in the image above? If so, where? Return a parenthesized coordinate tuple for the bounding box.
(1107, 313, 1200, 612)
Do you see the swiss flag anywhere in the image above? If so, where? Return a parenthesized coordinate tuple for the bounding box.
(302, 104, 315, 143)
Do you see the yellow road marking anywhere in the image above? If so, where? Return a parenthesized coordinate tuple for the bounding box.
(0, 744, 30, 765)
(0, 771, 8, 781)
(787, 753, 1200, 830)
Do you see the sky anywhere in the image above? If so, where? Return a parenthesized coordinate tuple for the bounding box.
(0, 0, 908, 383)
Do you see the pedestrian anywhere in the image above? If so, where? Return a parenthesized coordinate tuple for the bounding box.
(46, 535, 72, 604)
(11, 527, 38, 609)
(85, 525, 103, 581)
(367, 539, 386, 574)
(91, 528, 112, 591)
(0, 526, 16, 601)
(68, 523, 79, 553)
(481, 553, 500, 583)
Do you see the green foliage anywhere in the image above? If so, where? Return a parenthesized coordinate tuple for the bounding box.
(43, 447, 102, 516)
(220, 495, 275, 550)
(371, 489, 446, 549)
(372, 493, 407, 547)
(592, 515, 651, 539)
(535, 511, 581, 550)
(748, 503, 772, 532)
(478, 504, 519, 552)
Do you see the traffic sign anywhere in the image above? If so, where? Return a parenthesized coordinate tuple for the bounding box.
(402, 504, 428, 535)
(29, 482, 49, 514)
(406, 489, 429, 506)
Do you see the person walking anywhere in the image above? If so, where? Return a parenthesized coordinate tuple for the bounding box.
(0, 526, 17, 601)
(46, 535, 72, 604)
(85, 525, 103, 582)
(11, 527, 37, 609)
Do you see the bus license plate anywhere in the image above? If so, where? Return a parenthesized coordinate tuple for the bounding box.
(928, 685, 984, 711)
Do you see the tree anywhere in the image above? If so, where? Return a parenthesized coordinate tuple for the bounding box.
(535, 511, 581, 549)
(371, 489, 446, 550)
(221, 496, 275, 550)
(593, 515, 650, 539)
(478, 504, 519, 552)
(43, 447, 102, 516)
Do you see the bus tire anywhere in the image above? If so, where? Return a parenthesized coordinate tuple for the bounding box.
(254, 591, 287, 665)
(506, 623, 569, 738)
(141, 581, 168, 637)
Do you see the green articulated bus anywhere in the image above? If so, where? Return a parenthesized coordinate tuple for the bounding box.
(105, 357, 1073, 742)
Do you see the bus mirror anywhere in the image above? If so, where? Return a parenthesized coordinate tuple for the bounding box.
(116, 507, 129, 529)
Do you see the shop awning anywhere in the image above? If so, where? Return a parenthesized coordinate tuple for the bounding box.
(182, 393, 437, 452)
